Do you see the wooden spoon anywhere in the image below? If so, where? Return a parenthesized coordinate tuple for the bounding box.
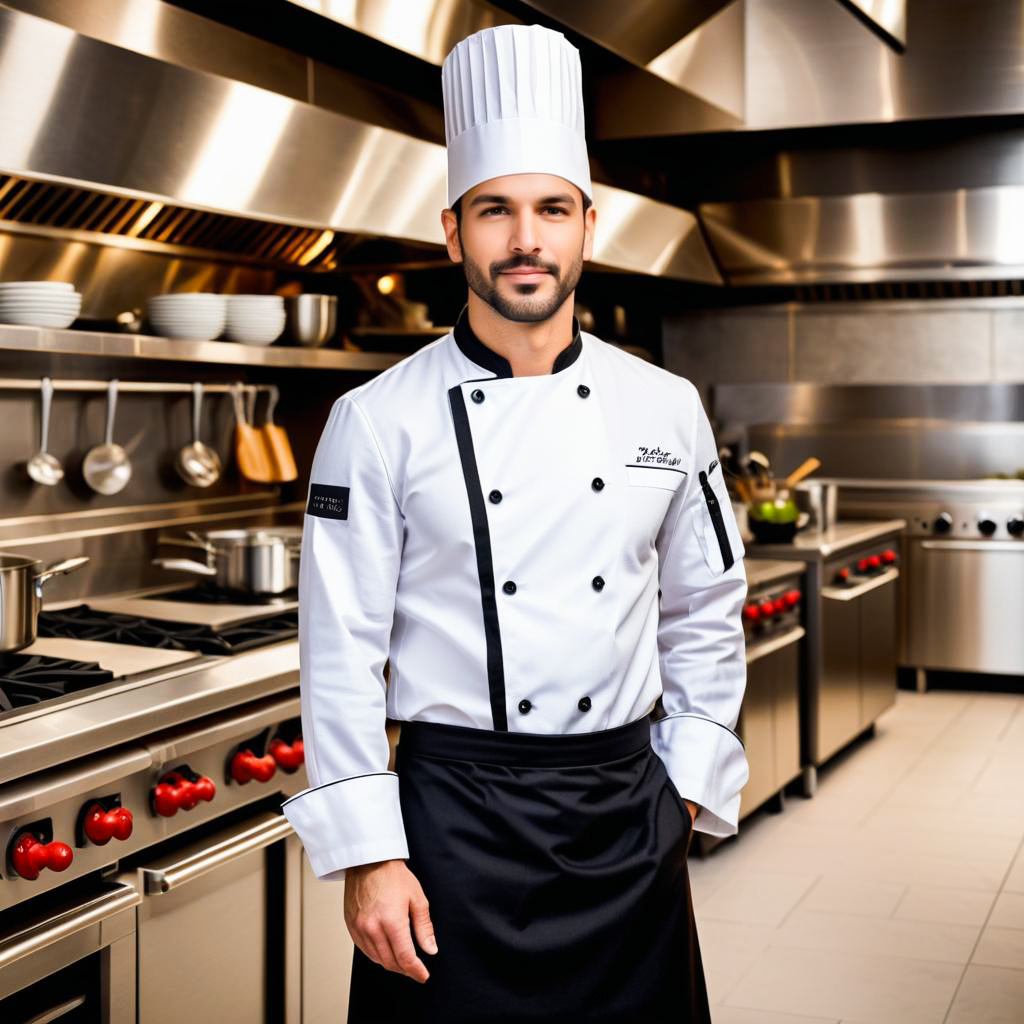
(784, 457, 822, 490)
(231, 384, 273, 483)
(260, 385, 297, 483)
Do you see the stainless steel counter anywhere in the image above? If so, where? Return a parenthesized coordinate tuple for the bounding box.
(744, 557, 805, 590)
(747, 519, 907, 561)
(0, 639, 299, 783)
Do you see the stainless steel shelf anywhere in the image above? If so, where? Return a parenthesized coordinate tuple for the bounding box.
(0, 323, 406, 371)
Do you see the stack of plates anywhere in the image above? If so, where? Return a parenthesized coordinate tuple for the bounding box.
(0, 282, 82, 328)
(147, 293, 226, 341)
(225, 295, 286, 346)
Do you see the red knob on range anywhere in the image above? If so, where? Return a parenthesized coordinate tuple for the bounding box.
(783, 590, 801, 608)
(867, 554, 882, 570)
(881, 549, 897, 564)
(269, 737, 305, 771)
(11, 833, 73, 880)
(83, 803, 134, 844)
(758, 600, 775, 618)
(836, 567, 850, 583)
(857, 558, 870, 572)
(152, 772, 215, 817)
(231, 749, 277, 784)
(742, 604, 761, 624)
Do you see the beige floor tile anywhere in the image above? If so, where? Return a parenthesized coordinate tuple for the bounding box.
(770, 909, 979, 964)
(698, 871, 819, 927)
(1005, 851, 1024, 894)
(893, 885, 997, 927)
(973, 926, 1024, 970)
(724, 945, 961, 1023)
(697, 919, 776, 1006)
(945, 964, 1024, 1023)
(989, 891, 1024, 930)
(797, 876, 905, 917)
(710, 1007, 838, 1024)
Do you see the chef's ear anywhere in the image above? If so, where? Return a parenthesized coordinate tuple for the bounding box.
(441, 207, 463, 264)
(581, 198, 596, 263)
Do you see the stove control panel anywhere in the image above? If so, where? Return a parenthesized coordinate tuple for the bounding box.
(743, 584, 802, 639)
(831, 547, 898, 585)
(902, 501, 1024, 540)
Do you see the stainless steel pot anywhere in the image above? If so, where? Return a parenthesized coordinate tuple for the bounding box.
(152, 527, 301, 596)
(0, 553, 90, 653)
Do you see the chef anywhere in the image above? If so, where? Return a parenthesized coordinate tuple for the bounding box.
(282, 22, 749, 1024)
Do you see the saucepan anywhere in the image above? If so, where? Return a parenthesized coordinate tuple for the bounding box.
(152, 527, 301, 596)
(0, 553, 90, 653)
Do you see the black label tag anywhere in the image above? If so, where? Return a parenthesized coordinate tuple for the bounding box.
(307, 484, 350, 520)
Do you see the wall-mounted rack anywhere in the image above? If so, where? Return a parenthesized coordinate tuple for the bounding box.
(0, 378, 269, 395)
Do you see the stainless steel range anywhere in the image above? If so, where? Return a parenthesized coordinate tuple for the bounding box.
(835, 479, 1024, 684)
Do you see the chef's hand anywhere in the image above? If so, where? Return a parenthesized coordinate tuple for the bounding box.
(344, 859, 438, 983)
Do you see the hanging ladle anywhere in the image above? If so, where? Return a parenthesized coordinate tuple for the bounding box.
(175, 382, 222, 488)
(26, 376, 64, 486)
(82, 379, 132, 495)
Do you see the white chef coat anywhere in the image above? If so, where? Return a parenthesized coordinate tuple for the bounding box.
(282, 311, 749, 881)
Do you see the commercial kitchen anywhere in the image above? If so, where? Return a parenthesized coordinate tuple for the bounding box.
(0, 2, 1022, 1022)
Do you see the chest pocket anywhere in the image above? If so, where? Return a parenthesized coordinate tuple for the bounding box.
(693, 460, 742, 576)
(625, 465, 686, 492)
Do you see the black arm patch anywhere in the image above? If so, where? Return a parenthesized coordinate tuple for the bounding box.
(307, 484, 350, 520)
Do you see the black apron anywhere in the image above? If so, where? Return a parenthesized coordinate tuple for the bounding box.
(347, 716, 711, 1024)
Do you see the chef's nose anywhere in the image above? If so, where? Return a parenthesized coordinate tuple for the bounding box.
(509, 211, 541, 255)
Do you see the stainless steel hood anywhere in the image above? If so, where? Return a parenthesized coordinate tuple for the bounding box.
(0, 2, 720, 283)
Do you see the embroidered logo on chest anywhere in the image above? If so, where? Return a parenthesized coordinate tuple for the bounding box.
(631, 444, 682, 468)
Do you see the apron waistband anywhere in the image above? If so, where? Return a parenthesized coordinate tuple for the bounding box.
(396, 715, 653, 768)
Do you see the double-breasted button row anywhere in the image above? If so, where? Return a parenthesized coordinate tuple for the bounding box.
(503, 580, 517, 595)
(489, 489, 502, 504)
(516, 697, 592, 715)
(471, 388, 485, 403)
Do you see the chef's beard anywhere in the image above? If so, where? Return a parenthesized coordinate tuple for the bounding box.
(463, 249, 583, 323)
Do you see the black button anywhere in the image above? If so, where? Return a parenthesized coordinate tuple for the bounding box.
(471, 389, 485, 403)
(577, 384, 590, 398)
(592, 575, 605, 591)
(577, 696, 592, 712)
(518, 699, 532, 714)
(489, 489, 502, 504)
(591, 477, 604, 492)
(503, 580, 517, 595)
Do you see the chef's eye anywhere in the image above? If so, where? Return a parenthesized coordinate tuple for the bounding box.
(481, 205, 509, 216)
(541, 206, 569, 215)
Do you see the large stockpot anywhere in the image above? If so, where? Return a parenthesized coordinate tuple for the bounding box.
(152, 527, 301, 596)
(0, 553, 90, 653)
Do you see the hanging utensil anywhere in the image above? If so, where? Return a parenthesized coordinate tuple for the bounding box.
(82, 379, 132, 495)
(231, 384, 274, 483)
(261, 385, 298, 483)
(26, 376, 64, 486)
(175, 382, 222, 488)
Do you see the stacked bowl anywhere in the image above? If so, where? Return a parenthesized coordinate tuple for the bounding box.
(0, 282, 82, 328)
(225, 295, 286, 346)
(147, 293, 226, 341)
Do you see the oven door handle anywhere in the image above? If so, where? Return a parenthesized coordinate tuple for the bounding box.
(746, 625, 805, 664)
(0, 883, 140, 970)
(821, 566, 899, 602)
(141, 811, 293, 894)
(920, 540, 1024, 553)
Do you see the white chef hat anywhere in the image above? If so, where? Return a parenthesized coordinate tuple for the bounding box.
(441, 24, 592, 209)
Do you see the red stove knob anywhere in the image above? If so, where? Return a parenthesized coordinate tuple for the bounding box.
(83, 804, 134, 845)
(783, 590, 801, 608)
(152, 772, 215, 817)
(742, 604, 761, 624)
(758, 600, 775, 618)
(836, 567, 850, 584)
(193, 775, 217, 802)
(881, 549, 897, 564)
(11, 833, 73, 880)
(857, 558, 870, 573)
(231, 749, 277, 784)
(867, 554, 882, 570)
(269, 737, 305, 771)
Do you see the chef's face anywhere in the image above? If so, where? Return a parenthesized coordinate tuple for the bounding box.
(442, 174, 596, 324)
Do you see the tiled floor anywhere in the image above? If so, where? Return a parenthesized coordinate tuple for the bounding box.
(690, 689, 1024, 1023)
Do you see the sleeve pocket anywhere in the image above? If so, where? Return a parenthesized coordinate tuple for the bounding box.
(693, 466, 744, 575)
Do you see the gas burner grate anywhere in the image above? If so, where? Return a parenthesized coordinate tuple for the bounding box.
(0, 655, 116, 710)
(37, 605, 298, 656)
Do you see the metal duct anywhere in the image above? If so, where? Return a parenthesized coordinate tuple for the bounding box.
(0, 3, 719, 282)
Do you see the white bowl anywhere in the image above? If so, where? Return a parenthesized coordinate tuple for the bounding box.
(225, 313, 287, 326)
(0, 298, 82, 309)
(0, 311, 78, 327)
(0, 281, 75, 291)
(148, 311, 225, 341)
(224, 323, 284, 345)
(150, 292, 224, 301)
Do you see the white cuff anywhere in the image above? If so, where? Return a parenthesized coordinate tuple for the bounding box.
(650, 713, 749, 837)
(281, 771, 409, 880)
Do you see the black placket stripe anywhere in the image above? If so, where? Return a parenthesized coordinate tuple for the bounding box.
(448, 384, 509, 731)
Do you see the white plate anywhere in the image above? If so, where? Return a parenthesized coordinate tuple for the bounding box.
(0, 300, 82, 310)
(0, 281, 75, 290)
(0, 313, 78, 327)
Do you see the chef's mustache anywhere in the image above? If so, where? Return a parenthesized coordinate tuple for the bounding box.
(491, 255, 560, 279)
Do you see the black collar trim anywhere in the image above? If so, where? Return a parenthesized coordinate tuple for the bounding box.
(452, 306, 583, 379)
